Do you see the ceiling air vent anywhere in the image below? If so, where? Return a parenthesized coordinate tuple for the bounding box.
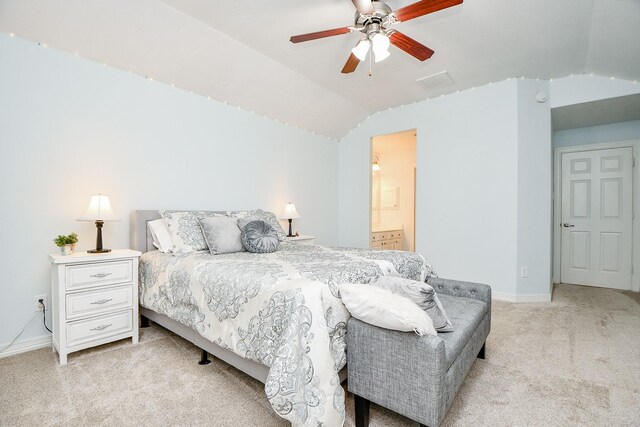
(416, 71, 455, 91)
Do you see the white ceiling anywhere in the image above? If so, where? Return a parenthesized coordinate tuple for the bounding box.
(552, 93, 640, 131)
(1, 0, 639, 138)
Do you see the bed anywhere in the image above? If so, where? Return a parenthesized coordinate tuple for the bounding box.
(131, 210, 435, 426)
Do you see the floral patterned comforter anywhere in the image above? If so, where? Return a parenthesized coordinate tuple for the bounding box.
(139, 242, 435, 426)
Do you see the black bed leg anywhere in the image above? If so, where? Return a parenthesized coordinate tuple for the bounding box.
(477, 342, 486, 359)
(354, 395, 370, 427)
(198, 349, 211, 365)
(140, 315, 150, 328)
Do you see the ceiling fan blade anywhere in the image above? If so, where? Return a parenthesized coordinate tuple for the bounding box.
(394, 0, 463, 23)
(290, 27, 351, 43)
(341, 53, 360, 74)
(389, 31, 435, 61)
(351, 0, 374, 14)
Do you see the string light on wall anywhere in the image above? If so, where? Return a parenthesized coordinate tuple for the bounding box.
(342, 73, 640, 137)
(3, 32, 345, 140)
(8, 33, 639, 142)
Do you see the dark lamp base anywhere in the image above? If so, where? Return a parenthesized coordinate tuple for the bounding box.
(287, 218, 294, 239)
(89, 220, 111, 254)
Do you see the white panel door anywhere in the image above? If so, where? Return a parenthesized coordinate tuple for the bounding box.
(560, 147, 633, 289)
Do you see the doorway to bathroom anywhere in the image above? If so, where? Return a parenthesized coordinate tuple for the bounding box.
(370, 130, 417, 251)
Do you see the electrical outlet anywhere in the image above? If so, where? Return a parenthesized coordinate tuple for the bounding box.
(34, 294, 48, 312)
(520, 266, 528, 278)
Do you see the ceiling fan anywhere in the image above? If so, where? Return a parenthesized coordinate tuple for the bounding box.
(290, 0, 463, 74)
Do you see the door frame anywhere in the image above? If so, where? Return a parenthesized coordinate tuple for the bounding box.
(553, 139, 640, 291)
(369, 130, 417, 251)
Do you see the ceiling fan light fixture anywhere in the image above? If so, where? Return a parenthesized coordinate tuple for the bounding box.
(351, 39, 370, 61)
(374, 48, 390, 63)
(371, 32, 390, 51)
(371, 32, 390, 62)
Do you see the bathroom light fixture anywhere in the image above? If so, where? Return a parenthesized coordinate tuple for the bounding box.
(372, 155, 381, 171)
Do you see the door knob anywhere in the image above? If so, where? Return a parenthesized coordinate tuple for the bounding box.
(563, 223, 575, 228)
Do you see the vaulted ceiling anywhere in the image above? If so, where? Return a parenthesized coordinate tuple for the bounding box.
(1, 0, 639, 138)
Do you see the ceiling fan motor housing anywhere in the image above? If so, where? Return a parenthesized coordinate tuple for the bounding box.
(354, 1, 393, 34)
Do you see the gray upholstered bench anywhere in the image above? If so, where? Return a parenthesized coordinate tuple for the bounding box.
(347, 278, 491, 427)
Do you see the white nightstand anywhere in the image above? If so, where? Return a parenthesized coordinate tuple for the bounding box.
(286, 235, 315, 245)
(49, 249, 141, 365)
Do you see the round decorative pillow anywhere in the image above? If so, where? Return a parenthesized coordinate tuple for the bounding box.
(241, 220, 280, 253)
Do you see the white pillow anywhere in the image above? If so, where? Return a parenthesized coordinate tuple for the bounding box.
(148, 219, 174, 253)
(368, 276, 453, 332)
(339, 283, 436, 336)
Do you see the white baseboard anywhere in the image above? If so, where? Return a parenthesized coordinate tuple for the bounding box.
(493, 292, 552, 303)
(0, 334, 52, 358)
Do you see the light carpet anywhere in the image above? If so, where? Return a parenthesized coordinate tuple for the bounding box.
(1, 284, 639, 426)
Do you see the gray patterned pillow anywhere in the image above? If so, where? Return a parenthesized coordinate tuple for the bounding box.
(159, 210, 225, 254)
(368, 276, 453, 332)
(241, 220, 280, 253)
(199, 216, 244, 255)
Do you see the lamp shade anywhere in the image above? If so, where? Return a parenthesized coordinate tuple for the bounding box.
(371, 33, 390, 53)
(374, 48, 390, 63)
(351, 39, 370, 61)
(282, 203, 300, 219)
(372, 33, 390, 63)
(77, 194, 120, 222)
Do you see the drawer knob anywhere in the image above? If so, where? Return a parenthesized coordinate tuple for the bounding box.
(90, 323, 112, 331)
(90, 273, 112, 278)
(90, 298, 113, 305)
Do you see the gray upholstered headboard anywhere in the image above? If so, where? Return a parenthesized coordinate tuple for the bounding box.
(130, 210, 162, 253)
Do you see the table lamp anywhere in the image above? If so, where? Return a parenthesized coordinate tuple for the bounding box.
(282, 202, 300, 237)
(77, 193, 120, 253)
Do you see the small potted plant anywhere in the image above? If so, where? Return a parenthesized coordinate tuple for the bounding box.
(54, 233, 79, 255)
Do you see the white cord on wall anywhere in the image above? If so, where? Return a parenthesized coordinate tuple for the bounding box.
(0, 313, 39, 355)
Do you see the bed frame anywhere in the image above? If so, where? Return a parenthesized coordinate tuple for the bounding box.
(131, 210, 347, 383)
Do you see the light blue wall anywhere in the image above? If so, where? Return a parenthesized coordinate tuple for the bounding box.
(338, 80, 522, 298)
(3, 34, 639, 351)
(516, 80, 553, 297)
(0, 35, 339, 349)
(553, 120, 640, 147)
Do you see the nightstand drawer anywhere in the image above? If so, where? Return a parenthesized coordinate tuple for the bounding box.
(66, 310, 133, 348)
(65, 260, 133, 290)
(65, 285, 133, 320)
